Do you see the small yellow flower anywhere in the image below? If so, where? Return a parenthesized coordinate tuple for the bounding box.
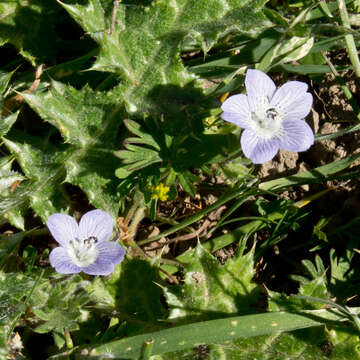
(151, 183, 170, 202)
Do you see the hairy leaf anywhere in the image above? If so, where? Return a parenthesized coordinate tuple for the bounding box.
(1, 81, 123, 224)
(164, 243, 259, 324)
(0, 0, 62, 64)
(33, 275, 90, 334)
(59, 0, 268, 116)
(2, 138, 69, 222)
(89, 257, 167, 336)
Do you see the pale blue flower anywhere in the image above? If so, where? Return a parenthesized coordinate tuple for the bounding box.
(47, 209, 125, 275)
(221, 69, 314, 164)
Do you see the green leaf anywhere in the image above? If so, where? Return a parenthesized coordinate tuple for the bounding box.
(203, 329, 328, 360)
(0, 326, 7, 358)
(0, 272, 35, 326)
(59, 0, 268, 115)
(67, 308, 359, 359)
(0, 70, 14, 96)
(0, 0, 63, 64)
(89, 257, 167, 336)
(0, 0, 60, 65)
(0, 156, 24, 194)
(329, 248, 359, 300)
(164, 243, 259, 324)
(34, 308, 80, 334)
(0, 230, 28, 265)
(2, 137, 68, 223)
(328, 325, 360, 360)
(260, 152, 360, 192)
(290, 256, 329, 309)
(33, 275, 90, 335)
(1, 80, 124, 223)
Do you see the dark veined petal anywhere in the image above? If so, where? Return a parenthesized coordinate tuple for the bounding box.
(270, 81, 313, 120)
(241, 129, 280, 164)
(279, 120, 314, 152)
(245, 69, 276, 113)
(47, 213, 79, 247)
(78, 209, 114, 243)
(49, 247, 82, 274)
(221, 94, 252, 129)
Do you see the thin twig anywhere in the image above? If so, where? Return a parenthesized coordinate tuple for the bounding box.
(2, 64, 44, 116)
(109, 0, 120, 35)
(158, 267, 179, 285)
(147, 219, 212, 252)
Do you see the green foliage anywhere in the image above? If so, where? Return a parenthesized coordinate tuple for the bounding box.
(0, 0, 63, 65)
(0, 326, 7, 359)
(0, 272, 33, 326)
(291, 255, 329, 308)
(89, 257, 167, 336)
(164, 243, 259, 324)
(33, 275, 90, 336)
(1, 81, 124, 223)
(115, 117, 239, 197)
(67, 308, 358, 359)
(60, 0, 268, 115)
(2, 0, 360, 358)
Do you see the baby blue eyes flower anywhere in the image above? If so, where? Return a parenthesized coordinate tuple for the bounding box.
(221, 69, 314, 164)
(47, 209, 125, 276)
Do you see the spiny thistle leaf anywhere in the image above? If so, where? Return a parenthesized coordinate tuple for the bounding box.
(2, 138, 69, 222)
(0, 70, 14, 96)
(0, 0, 62, 65)
(0, 111, 19, 138)
(164, 242, 259, 324)
(0, 70, 19, 137)
(0, 81, 123, 225)
(59, 0, 269, 115)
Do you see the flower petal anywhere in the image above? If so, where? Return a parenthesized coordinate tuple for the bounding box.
(279, 120, 314, 152)
(221, 94, 252, 129)
(82, 258, 115, 276)
(241, 129, 280, 164)
(245, 69, 276, 112)
(78, 209, 114, 243)
(270, 81, 312, 120)
(49, 247, 82, 274)
(47, 213, 79, 247)
(97, 241, 126, 266)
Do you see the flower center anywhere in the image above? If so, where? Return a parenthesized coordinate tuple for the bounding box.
(251, 106, 283, 139)
(67, 236, 99, 267)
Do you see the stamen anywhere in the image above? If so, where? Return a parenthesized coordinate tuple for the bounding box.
(83, 236, 98, 248)
(266, 108, 278, 120)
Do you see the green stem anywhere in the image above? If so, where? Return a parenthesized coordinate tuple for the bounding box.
(138, 339, 155, 360)
(337, 0, 360, 77)
(138, 184, 256, 246)
(128, 206, 146, 236)
(64, 330, 74, 349)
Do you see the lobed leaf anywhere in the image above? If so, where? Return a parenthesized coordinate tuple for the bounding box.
(164, 243, 259, 324)
(59, 0, 269, 116)
(0, 0, 62, 64)
(1, 81, 124, 223)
